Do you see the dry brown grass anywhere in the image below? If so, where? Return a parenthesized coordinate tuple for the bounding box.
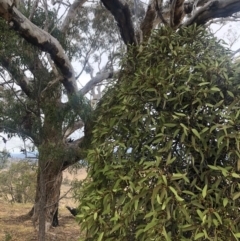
(0, 168, 87, 241)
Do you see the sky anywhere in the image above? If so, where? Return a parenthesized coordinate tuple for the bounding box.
(0, 3, 240, 157)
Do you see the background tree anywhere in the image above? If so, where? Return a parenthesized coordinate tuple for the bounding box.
(0, 1, 122, 238)
(0, 160, 37, 203)
(0, 0, 240, 240)
(0, 149, 9, 169)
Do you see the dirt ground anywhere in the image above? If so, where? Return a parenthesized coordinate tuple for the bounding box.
(0, 168, 87, 241)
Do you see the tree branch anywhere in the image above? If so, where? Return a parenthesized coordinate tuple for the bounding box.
(1, 57, 32, 98)
(231, 48, 240, 58)
(29, 0, 40, 21)
(170, 0, 185, 28)
(60, 0, 87, 34)
(79, 71, 115, 95)
(100, 0, 136, 45)
(63, 120, 84, 139)
(0, 0, 78, 95)
(140, 0, 158, 42)
(61, 136, 86, 170)
(184, 0, 240, 26)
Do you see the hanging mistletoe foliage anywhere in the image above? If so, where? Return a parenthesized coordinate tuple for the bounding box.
(78, 25, 240, 241)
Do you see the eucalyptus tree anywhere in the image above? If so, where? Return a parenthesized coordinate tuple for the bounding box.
(0, 0, 240, 240)
(0, 0, 122, 236)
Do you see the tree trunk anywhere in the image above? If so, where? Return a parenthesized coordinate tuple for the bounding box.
(31, 158, 63, 232)
(38, 165, 46, 241)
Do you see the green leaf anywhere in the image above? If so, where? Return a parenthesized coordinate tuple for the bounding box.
(194, 232, 205, 240)
(162, 175, 168, 185)
(213, 212, 222, 224)
(202, 184, 208, 198)
(97, 232, 104, 241)
(164, 123, 177, 127)
(171, 173, 187, 181)
(192, 128, 201, 140)
(169, 186, 184, 202)
(223, 198, 228, 207)
(162, 226, 171, 241)
(197, 209, 203, 219)
(213, 218, 219, 227)
(234, 233, 240, 238)
(174, 112, 186, 117)
(227, 90, 234, 98)
(134, 199, 139, 211)
(135, 228, 144, 238)
(208, 165, 219, 171)
(231, 172, 240, 178)
(198, 82, 210, 86)
(166, 156, 176, 165)
(143, 220, 158, 232)
(144, 211, 155, 219)
(110, 223, 122, 233)
(210, 87, 221, 92)
(232, 192, 240, 200)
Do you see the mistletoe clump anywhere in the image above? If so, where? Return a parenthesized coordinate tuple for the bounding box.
(78, 25, 240, 241)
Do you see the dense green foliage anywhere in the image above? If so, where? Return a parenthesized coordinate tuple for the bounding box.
(78, 25, 240, 240)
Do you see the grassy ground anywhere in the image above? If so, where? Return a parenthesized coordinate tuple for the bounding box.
(0, 168, 87, 241)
